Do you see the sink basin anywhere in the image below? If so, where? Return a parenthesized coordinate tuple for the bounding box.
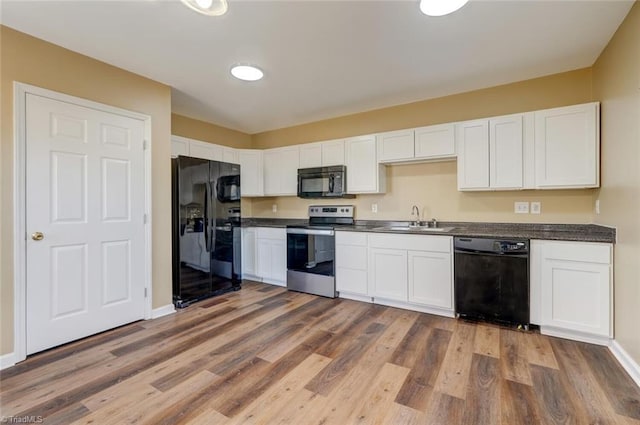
(375, 226, 455, 232)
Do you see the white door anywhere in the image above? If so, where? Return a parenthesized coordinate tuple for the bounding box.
(369, 248, 407, 302)
(407, 250, 453, 310)
(490, 114, 523, 189)
(26, 93, 146, 354)
(456, 120, 489, 190)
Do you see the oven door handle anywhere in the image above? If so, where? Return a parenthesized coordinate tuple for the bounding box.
(286, 228, 335, 236)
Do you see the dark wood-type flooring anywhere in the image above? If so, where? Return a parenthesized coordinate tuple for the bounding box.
(1, 281, 639, 424)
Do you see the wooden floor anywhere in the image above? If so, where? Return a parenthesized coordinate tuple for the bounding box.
(2, 281, 639, 425)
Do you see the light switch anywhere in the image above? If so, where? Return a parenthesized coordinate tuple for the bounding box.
(272, 204, 277, 213)
(371, 203, 378, 213)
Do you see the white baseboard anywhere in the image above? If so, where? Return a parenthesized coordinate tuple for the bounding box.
(0, 352, 16, 370)
(150, 304, 176, 319)
(338, 292, 373, 303)
(261, 278, 286, 287)
(371, 297, 456, 319)
(609, 340, 640, 388)
(540, 326, 611, 346)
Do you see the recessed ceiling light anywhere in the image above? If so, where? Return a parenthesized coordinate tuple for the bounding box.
(181, 0, 228, 16)
(230, 65, 264, 82)
(419, 0, 469, 16)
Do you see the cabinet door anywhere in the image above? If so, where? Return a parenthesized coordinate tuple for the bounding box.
(414, 123, 455, 159)
(377, 130, 414, 162)
(490, 114, 523, 189)
(271, 238, 287, 285)
(238, 150, 264, 197)
(534, 102, 599, 188)
(222, 148, 239, 165)
(369, 248, 407, 301)
(322, 139, 345, 166)
(241, 228, 257, 277)
(189, 140, 223, 161)
(264, 147, 299, 196)
(256, 238, 272, 281)
(456, 120, 489, 190)
(336, 244, 368, 295)
(345, 135, 384, 193)
(541, 257, 611, 337)
(299, 142, 323, 168)
(171, 136, 189, 158)
(408, 250, 453, 310)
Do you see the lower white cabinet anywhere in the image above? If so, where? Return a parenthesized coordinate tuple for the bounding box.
(336, 231, 454, 317)
(335, 232, 369, 300)
(369, 248, 408, 302)
(241, 227, 287, 286)
(408, 250, 453, 310)
(531, 239, 612, 345)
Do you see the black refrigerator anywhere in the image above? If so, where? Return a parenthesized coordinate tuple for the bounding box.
(171, 156, 241, 308)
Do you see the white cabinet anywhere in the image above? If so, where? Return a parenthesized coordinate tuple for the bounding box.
(222, 147, 239, 165)
(189, 140, 223, 161)
(255, 227, 287, 286)
(238, 149, 264, 197)
(408, 249, 453, 311)
(366, 233, 454, 316)
(171, 136, 190, 158)
(377, 129, 414, 162)
(299, 142, 323, 168)
(335, 232, 369, 300)
(322, 139, 345, 166)
(534, 102, 600, 188)
(299, 139, 345, 168)
(377, 125, 456, 164)
(457, 114, 525, 191)
(531, 240, 612, 345)
(264, 146, 299, 196)
(369, 248, 408, 302)
(241, 227, 258, 279)
(344, 135, 386, 194)
(414, 123, 456, 160)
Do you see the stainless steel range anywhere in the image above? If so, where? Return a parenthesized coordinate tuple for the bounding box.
(286, 205, 355, 298)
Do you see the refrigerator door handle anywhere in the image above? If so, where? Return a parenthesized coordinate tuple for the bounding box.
(204, 183, 210, 252)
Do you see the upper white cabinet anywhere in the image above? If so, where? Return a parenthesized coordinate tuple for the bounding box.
(377, 130, 415, 162)
(414, 123, 456, 160)
(457, 114, 526, 191)
(238, 149, 264, 197)
(264, 146, 299, 196)
(345, 135, 386, 194)
(530, 239, 612, 345)
(299, 139, 345, 168)
(222, 147, 240, 165)
(171, 136, 190, 158)
(534, 102, 600, 189)
(189, 139, 223, 161)
(377, 124, 456, 164)
(456, 119, 490, 190)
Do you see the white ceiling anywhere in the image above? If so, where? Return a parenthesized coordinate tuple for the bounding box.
(1, 0, 633, 134)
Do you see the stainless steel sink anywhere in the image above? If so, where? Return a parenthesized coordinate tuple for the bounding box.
(374, 226, 455, 232)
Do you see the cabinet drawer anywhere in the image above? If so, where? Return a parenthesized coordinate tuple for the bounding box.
(256, 227, 286, 240)
(541, 241, 611, 264)
(336, 231, 367, 246)
(336, 268, 368, 295)
(368, 233, 451, 253)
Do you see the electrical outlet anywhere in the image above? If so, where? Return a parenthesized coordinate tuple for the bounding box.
(514, 202, 529, 214)
(371, 203, 378, 213)
(272, 204, 277, 213)
(595, 199, 600, 214)
(530, 202, 541, 214)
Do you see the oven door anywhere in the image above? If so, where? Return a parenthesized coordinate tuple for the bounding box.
(286, 228, 336, 298)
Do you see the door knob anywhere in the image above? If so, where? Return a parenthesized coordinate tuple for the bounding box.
(31, 232, 44, 241)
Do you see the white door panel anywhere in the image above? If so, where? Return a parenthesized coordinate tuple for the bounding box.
(26, 93, 146, 354)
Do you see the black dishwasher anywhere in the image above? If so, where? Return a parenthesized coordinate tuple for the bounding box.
(454, 237, 529, 328)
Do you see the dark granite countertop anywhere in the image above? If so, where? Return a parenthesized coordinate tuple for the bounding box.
(241, 218, 616, 243)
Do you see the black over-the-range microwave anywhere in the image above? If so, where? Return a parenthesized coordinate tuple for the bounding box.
(297, 166, 354, 198)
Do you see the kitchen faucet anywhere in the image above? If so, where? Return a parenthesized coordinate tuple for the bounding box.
(411, 205, 423, 226)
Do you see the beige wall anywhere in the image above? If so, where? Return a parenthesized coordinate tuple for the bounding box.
(172, 113, 252, 149)
(250, 69, 597, 223)
(0, 26, 173, 355)
(592, 3, 640, 364)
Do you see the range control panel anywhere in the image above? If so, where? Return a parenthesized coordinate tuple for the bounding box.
(308, 205, 354, 218)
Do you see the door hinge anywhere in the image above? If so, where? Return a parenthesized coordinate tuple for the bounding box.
(143, 213, 148, 224)
(145, 288, 148, 298)
(143, 140, 149, 150)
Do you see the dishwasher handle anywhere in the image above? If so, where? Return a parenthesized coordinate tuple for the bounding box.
(454, 248, 529, 257)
